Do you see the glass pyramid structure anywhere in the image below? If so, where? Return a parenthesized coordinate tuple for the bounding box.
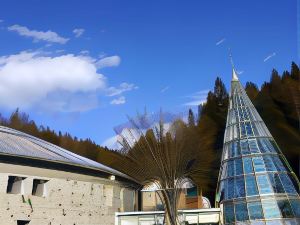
(216, 68, 300, 225)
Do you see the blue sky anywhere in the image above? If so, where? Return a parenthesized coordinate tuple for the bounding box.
(0, 0, 298, 145)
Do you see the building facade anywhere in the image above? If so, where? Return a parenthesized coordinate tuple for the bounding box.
(216, 68, 300, 224)
(0, 126, 137, 225)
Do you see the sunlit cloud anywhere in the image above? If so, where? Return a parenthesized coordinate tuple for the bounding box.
(183, 89, 210, 106)
(8, 24, 69, 44)
(216, 38, 226, 46)
(110, 96, 126, 105)
(263, 52, 276, 62)
(73, 28, 85, 38)
(106, 83, 138, 97)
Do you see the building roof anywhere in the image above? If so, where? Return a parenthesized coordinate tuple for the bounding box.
(0, 126, 136, 184)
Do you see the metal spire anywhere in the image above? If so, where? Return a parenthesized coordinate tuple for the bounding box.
(229, 49, 239, 81)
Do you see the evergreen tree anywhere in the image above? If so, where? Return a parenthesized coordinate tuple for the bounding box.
(188, 109, 195, 127)
(291, 62, 300, 80)
(245, 82, 259, 101)
(214, 77, 228, 105)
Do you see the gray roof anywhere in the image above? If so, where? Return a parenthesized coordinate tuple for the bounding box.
(0, 126, 134, 182)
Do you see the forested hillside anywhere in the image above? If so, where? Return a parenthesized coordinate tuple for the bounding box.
(0, 62, 299, 203)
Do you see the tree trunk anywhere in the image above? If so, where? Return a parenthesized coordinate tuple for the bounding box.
(159, 189, 181, 225)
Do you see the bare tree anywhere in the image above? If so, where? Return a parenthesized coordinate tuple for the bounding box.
(117, 116, 214, 225)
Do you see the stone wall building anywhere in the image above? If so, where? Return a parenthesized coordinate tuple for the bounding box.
(0, 126, 138, 225)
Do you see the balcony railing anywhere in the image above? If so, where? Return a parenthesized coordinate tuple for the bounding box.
(115, 208, 220, 225)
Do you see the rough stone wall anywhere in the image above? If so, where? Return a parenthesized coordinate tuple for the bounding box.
(0, 173, 135, 225)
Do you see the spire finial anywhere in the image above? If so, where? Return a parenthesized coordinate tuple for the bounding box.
(229, 48, 239, 81)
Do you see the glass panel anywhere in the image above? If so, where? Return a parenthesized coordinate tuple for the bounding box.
(269, 140, 279, 153)
(224, 203, 235, 224)
(235, 158, 243, 176)
(240, 140, 250, 155)
(279, 174, 297, 194)
(257, 174, 273, 194)
(289, 199, 300, 217)
(240, 123, 247, 138)
(245, 122, 253, 136)
(277, 199, 294, 218)
(227, 178, 234, 200)
(235, 202, 249, 221)
(248, 201, 264, 220)
(263, 155, 277, 171)
(245, 175, 258, 196)
(235, 176, 245, 198)
(272, 156, 287, 172)
(252, 156, 266, 172)
(261, 199, 281, 219)
(243, 157, 253, 174)
(248, 139, 259, 153)
(232, 141, 240, 157)
(227, 160, 234, 177)
(268, 173, 285, 194)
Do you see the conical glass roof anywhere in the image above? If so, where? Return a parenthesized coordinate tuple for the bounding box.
(216, 69, 300, 225)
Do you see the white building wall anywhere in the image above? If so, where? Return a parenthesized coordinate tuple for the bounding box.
(0, 165, 135, 225)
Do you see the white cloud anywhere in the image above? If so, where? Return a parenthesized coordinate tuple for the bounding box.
(161, 86, 170, 93)
(8, 24, 69, 44)
(263, 52, 276, 62)
(55, 49, 65, 54)
(106, 82, 138, 97)
(73, 28, 85, 38)
(96, 55, 121, 69)
(110, 96, 126, 105)
(183, 89, 209, 106)
(216, 38, 226, 46)
(79, 50, 90, 55)
(0, 51, 106, 112)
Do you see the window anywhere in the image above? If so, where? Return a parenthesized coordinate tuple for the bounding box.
(245, 175, 258, 196)
(240, 140, 249, 155)
(268, 173, 285, 194)
(7, 176, 26, 194)
(224, 203, 235, 224)
(257, 175, 273, 194)
(235, 202, 249, 221)
(234, 176, 245, 198)
(227, 178, 234, 200)
(261, 199, 281, 219)
(248, 139, 259, 153)
(231, 142, 240, 158)
(32, 179, 49, 197)
(17, 220, 30, 225)
(248, 201, 264, 220)
(234, 158, 243, 176)
(273, 156, 287, 172)
(277, 199, 294, 218)
(245, 122, 253, 136)
(279, 174, 297, 194)
(243, 157, 253, 174)
(240, 123, 247, 138)
(227, 160, 234, 177)
(263, 155, 277, 171)
(252, 156, 266, 172)
(289, 199, 300, 217)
